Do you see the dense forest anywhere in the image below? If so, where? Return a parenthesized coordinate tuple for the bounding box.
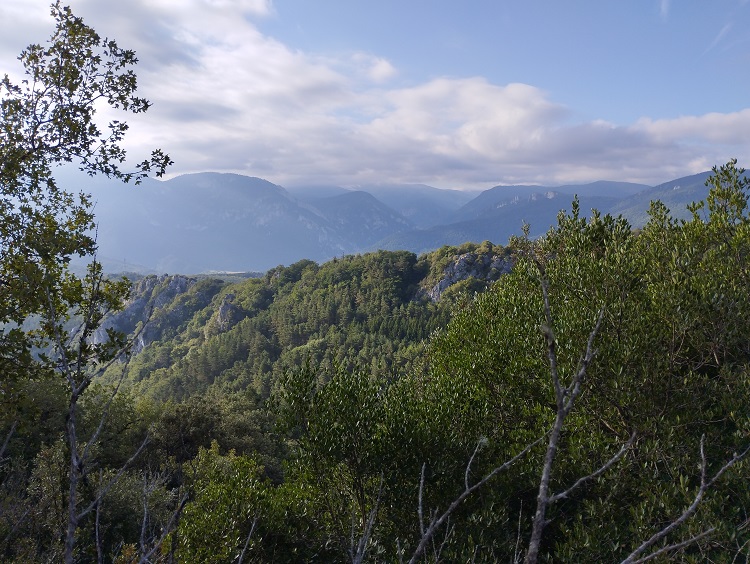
(3, 5, 750, 563)
(96, 241, 510, 402)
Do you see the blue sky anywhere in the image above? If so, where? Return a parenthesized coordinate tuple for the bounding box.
(2, 0, 749, 189)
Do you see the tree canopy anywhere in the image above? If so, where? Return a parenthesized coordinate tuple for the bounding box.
(2, 4, 750, 563)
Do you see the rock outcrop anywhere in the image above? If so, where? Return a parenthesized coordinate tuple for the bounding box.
(424, 250, 513, 302)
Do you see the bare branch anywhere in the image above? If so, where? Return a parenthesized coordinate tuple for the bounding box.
(350, 474, 384, 564)
(564, 308, 605, 415)
(417, 463, 426, 540)
(79, 312, 151, 467)
(513, 502, 524, 564)
(78, 433, 149, 520)
(621, 436, 750, 564)
(625, 528, 716, 564)
(409, 434, 547, 564)
(0, 420, 17, 463)
(138, 490, 189, 564)
(525, 296, 607, 564)
(237, 516, 259, 564)
(549, 432, 636, 504)
(538, 275, 563, 408)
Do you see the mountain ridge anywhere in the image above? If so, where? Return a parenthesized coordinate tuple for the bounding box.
(72, 169, 724, 273)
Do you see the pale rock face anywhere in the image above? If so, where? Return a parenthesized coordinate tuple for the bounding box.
(213, 293, 244, 334)
(426, 252, 513, 302)
(94, 274, 203, 352)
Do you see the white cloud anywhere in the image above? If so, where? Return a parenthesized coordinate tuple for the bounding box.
(2, 0, 750, 189)
(704, 23, 733, 54)
(350, 54, 397, 83)
(634, 110, 750, 145)
(660, 0, 670, 19)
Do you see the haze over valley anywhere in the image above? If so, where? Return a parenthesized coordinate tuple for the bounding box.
(78, 169, 714, 273)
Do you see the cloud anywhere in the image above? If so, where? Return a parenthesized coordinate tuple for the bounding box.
(634, 110, 750, 144)
(704, 23, 733, 54)
(351, 54, 397, 83)
(660, 0, 670, 19)
(2, 0, 750, 189)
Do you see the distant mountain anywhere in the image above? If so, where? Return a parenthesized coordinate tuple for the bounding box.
(288, 183, 476, 228)
(310, 190, 412, 248)
(353, 184, 477, 228)
(88, 173, 410, 272)
(374, 192, 619, 254)
(606, 172, 713, 225)
(553, 180, 649, 199)
(66, 169, 721, 273)
(375, 181, 641, 254)
(286, 185, 352, 200)
(450, 181, 647, 224)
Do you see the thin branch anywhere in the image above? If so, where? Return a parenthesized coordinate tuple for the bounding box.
(95, 470, 104, 564)
(432, 518, 454, 563)
(513, 502, 524, 564)
(538, 275, 563, 408)
(351, 474, 384, 564)
(1, 506, 30, 547)
(78, 433, 149, 520)
(409, 433, 547, 564)
(139, 472, 152, 560)
(465, 439, 485, 492)
(236, 516, 258, 564)
(0, 420, 17, 463)
(625, 528, 716, 564)
(549, 432, 636, 504)
(138, 491, 189, 564)
(731, 537, 750, 564)
(525, 273, 607, 564)
(621, 436, 750, 564)
(418, 463, 426, 540)
(564, 308, 605, 415)
(79, 323, 146, 468)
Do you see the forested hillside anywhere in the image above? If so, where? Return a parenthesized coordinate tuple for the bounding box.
(99, 242, 512, 402)
(3, 6, 750, 564)
(6, 163, 750, 562)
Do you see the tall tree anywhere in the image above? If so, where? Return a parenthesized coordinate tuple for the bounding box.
(0, 3, 170, 561)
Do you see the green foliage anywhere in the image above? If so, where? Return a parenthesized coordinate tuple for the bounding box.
(421, 161, 750, 560)
(264, 160, 750, 561)
(0, 4, 171, 561)
(110, 249, 464, 401)
(5, 7, 748, 561)
(177, 442, 268, 563)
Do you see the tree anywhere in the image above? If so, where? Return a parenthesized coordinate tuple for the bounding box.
(0, 0, 170, 375)
(0, 3, 170, 561)
(421, 161, 750, 561)
(271, 161, 750, 562)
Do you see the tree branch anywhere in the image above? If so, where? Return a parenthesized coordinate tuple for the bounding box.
(409, 433, 547, 564)
(621, 436, 750, 564)
(549, 432, 636, 504)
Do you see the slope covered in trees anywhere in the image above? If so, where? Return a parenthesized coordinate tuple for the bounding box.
(3, 6, 750, 563)
(5, 162, 750, 562)
(99, 242, 511, 402)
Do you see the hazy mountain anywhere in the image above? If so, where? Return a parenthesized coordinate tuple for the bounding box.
(65, 169, 722, 274)
(310, 190, 412, 248)
(553, 180, 649, 198)
(353, 184, 477, 228)
(88, 173, 361, 272)
(285, 184, 352, 200)
(373, 192, 618, 254)
(288, 183, 476, 228)
(451, 181, 647, 224)
(375, 181, 640, 254)
(606, 172, 713, 225)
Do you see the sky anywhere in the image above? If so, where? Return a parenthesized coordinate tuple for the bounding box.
(1, 0, 749, 189)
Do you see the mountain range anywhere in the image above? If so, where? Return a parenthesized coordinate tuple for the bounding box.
(70, 169, 718, 273)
